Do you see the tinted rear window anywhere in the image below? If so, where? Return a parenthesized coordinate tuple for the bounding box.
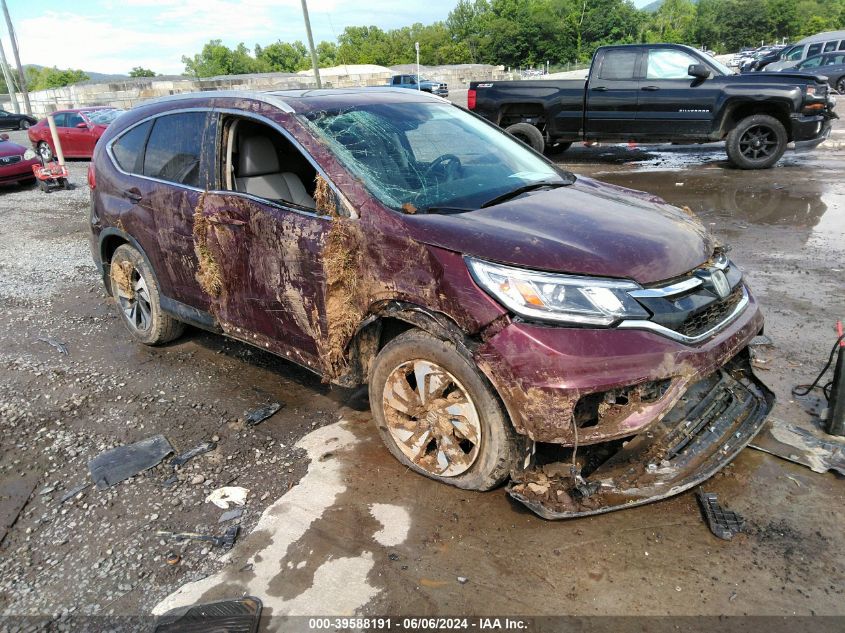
(143, 112, 206, 187)
(599, 50, 637, 80)
(112, 120, 152, 174)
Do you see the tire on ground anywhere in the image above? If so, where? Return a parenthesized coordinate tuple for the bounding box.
(109, 243, 185, 346)
(545, 141, 573, 155)
(505, 122, 545, 153)
(369, 328, 522, 491)
(725, 114, 787, 170)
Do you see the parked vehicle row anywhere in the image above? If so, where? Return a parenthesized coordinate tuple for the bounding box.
(762, 31, 845, 72)
(469, 43, 837, 169)
(0, 109, 37, 130)
(387, 74, 448, 97)
(27, 107, 124, 161)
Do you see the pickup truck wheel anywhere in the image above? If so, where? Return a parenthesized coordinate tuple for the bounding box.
(109, 244, 185, 346)
(545, 141, 572, 155)
(369, 329, 521, 491)
(505, 123, 545, 153)
(726, 114, 787, 169)
(836, 77, 845, 94)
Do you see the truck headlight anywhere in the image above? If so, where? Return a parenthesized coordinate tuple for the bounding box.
(467, 258, 649, 326)
(23, 148, 36, 160)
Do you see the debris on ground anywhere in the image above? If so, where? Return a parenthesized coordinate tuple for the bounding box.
(218, 508, 244, 524)
(156, 525, 240, 551)
(153, 595, 262, 633)
(244, 402, 284, 426)
(58, 482, 91, 504)
(36, 335, 68, 355)
(206, 486, 249, 509)
(170, 441, 217, 468)
(749, 334, 774, 347)
(165, 552, 181, 566)
(88, 434, 174, 489)
(697, 490, 745, 540)
(751, 418, 845, 475)
(0, 473, 39, 543)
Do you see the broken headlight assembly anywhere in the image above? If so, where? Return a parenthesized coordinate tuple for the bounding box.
(466, 257, 649, 326)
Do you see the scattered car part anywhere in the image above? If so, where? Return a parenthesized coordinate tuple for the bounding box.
(750, 418, 845, 476)
(156, 525, 239, 550)
(508, 354, 773, 519)
(170, 441, 217, 468)
(244, 402, 283, 426)
(59, 482, 91, 504)
(153, 596, 261, 633)
(0, 473, 38, 544)
(697, 490, 745, 540)
(37, 335, 68, 354)
(88, 434, 174, 489)
(206, 486, 249, 509)
(218, 508, 244, 523)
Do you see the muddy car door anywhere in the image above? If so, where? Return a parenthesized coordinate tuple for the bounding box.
(193, 113, 332, 370)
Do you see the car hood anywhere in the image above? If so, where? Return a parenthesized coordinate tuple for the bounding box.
(402, 177, 714, 285)
(0, 141, 26, 157)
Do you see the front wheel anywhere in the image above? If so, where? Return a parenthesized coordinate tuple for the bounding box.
(505, 122, 545, 153)
(836, 77, 845, 94)
(369, 329, 521, 491)
(725, 114, 787, 169)
(109, 244, 185, 346)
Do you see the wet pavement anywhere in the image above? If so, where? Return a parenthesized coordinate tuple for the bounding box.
(1, 117, 844, 627)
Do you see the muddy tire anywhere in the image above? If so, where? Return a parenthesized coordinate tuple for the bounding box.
(369, 329, 521, 491)
(505, 123, 545, 153)
(109, 244, 185, 346)
(725, 114, 787, 169)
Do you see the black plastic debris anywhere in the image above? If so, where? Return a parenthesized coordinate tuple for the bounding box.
(154, 596, 262, 633)
(751, 418, 845, 476)
(157, 525, 240, 550)
(218, 508, 244, 524)
(37, 335, 68, 355)
(244, 402, 283, 426)
(697, 490, 745, 540)
(59, 482, 91, 504)
(88, 435, 174, 489)
(170, 441, 217, 468)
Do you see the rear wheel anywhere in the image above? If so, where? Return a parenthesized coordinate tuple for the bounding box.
(369, 329, 521, 491)
(505, 122, 545, 153)
(19, 120, 30, 130)
(109, 244, 185, 346)
(725, 114, 787, 169)
(37, 141, 53, 162)
(836, 77, 845, 94)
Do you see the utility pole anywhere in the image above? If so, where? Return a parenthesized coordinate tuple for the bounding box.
(415, 42, 420, 90)
(1, 0, 30, 115)
(299, 0, 321, 89)
(0, 38, 19, 113)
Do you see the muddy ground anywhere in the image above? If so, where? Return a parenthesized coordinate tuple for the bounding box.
(0, 110, 843, 630)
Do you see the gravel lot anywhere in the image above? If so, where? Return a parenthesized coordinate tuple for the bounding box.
(0, 118, 843, 628)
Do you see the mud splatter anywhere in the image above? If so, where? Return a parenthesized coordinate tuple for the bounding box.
(192, 192, 223, 298)
(314, 175, 337, 217)
(110, 260, 135, 299)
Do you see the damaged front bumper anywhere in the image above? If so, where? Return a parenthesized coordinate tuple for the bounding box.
(508, 352, 774, 519)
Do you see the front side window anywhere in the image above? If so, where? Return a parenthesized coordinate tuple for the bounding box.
(143, 112, 206, 187)
(303, 102, 571, 213)
(111, 120, 152, 174)
(646, 49, 699, 79)
(598, 50, 637, 80)
(800, 55, 824, 69)
(786, 46, 805, 61)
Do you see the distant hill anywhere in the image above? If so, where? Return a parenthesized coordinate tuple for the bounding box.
(24, 64, 129, 83)
(641, 0, 699, 12)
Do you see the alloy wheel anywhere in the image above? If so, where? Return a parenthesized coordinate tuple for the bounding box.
(115, 264, 153, 334)
(382, 359, 482, 477)
(738, 125, 777, 161)
(838, 78, 845, 94)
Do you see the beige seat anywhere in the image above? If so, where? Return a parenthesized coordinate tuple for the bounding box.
(235, 136, 315, 209)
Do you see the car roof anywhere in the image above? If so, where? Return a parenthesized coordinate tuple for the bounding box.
(796, 31, 845, 44)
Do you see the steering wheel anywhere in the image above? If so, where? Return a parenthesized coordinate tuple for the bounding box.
(424, 154, 462, 182)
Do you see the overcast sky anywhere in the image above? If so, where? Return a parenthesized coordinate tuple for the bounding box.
(2, 0, 654, 75)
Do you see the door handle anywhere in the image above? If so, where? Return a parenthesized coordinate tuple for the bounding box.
(591, 86, 609, 92)
(641, 85, 660, 91)
(123, 190, 142, 203)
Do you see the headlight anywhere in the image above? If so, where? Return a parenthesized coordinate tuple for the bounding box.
(23, 148, 36, 160)
(466, 258, 649, 326)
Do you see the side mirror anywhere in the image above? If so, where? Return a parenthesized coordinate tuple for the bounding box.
(688, 64, 712, 80)
(76, 122, 89, 129)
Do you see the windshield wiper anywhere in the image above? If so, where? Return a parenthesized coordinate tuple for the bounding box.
(481, 181, 569, 209)
(420, 206, 474, 215)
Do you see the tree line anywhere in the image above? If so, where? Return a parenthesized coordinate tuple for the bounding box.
(181, 0, 845, 77)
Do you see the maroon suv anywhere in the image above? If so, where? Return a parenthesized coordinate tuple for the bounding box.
(89, 89, 773, 519)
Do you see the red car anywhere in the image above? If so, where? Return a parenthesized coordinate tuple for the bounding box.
(28, 107, 124, 160)
(0, 133, 40, 186)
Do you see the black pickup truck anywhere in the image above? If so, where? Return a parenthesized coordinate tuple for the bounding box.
(469, 43, 837, 169)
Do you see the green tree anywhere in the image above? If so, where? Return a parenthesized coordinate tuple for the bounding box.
(255, 40, 309, 72)
(26, 67, 89, 90)
(129, 66, 156, 77)
(182, 40, 267, 77)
